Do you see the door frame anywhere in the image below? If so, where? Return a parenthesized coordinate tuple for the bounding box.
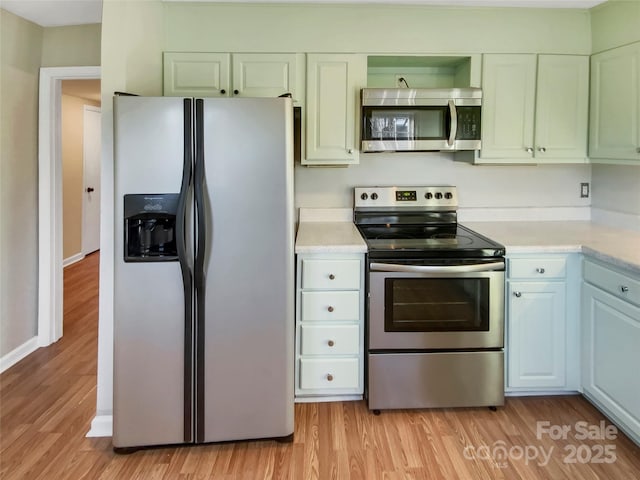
(38, 66, 101, 346)
(82, 105, 102, 256)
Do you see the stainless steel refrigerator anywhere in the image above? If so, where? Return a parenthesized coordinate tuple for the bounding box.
(112, 96, 295, 450)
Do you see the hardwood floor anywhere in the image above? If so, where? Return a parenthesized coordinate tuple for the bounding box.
(1, 252, 639, 479)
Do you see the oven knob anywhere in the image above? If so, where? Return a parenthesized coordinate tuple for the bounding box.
(425, 192, 433, 200)
(444, 192, 453, 199)
(435, 192, 443, 199)
(360, 193, 368, 200)
(371, 193, 378, 200)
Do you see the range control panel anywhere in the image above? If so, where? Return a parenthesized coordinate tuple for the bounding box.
(354, 186, 458, 210)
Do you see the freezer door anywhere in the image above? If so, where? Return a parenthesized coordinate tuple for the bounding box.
(113, 96, 193, 448)
(197, 98, 295, 443)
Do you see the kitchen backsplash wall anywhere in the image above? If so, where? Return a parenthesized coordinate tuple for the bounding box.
(294, 154, 592, 221)
(591, 165, 640, 230)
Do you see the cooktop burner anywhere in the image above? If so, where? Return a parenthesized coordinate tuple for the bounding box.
(354, 186, 505, 260)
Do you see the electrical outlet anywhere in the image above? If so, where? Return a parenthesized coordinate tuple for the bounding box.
(580, 182, 590, 198)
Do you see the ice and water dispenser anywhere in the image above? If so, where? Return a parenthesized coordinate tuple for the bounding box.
(124, 194, 179, 262)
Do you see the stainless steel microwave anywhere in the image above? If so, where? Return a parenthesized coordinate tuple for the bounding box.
(360, 88, 482, 153)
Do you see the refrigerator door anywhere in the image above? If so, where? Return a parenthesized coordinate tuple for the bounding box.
(113, 97, 193, 448)
(197, 98, 295, 442)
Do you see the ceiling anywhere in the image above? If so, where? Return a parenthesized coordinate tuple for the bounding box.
(1, 0, 607, 27)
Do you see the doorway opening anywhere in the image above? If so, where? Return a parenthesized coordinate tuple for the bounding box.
(38, 66, 101, 347)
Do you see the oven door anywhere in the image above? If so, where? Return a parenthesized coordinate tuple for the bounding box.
(368, 260, 504, 350)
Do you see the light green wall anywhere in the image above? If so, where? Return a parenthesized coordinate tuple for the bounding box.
(166, 3, 591, 55)
(0, 9, 43, 358)
(591, 0, 640, 53)
(0, 9, 102, 360)
(41, 23, 102, 67)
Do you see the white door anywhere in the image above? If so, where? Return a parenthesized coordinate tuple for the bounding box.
(82, 106, 101, 254)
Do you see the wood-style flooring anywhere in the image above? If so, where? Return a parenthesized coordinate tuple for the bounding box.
(1, 252, 639, 479)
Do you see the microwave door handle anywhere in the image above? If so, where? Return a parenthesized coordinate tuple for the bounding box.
(370, 261, 504, 274)
(447, 100, 457, 147)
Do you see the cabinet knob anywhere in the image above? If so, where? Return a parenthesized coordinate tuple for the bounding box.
(86, 187, 95, 193)
(329, 274, 335, 280)
(620, 285, 630, 293)
(220, 89, 226, 94)
(536, 268, 545, 274)
(526, 147, 534, 154)
(327, 306, 334, 312)
(347, 148, 353, 154)
(326, 374, 334, 381)
(327, 340, 335, 347)
(233, 89, 239, 95)
(514, 291, 522, 298)
(538, 147, 546, 153)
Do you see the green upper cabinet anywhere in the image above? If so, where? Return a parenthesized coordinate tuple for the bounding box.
(164, 52, 303, 102)
(480, 54, 537, 161)
(589, 42, 640, 163)
(305, 54, 367, 166)
(163, 52, 231, 98)
(231, 53, 303, 101)
(535, 55, 589, 160)
(479, 54, 589, 164)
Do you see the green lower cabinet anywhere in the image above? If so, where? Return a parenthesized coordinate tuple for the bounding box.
(505, 253, 581, 393)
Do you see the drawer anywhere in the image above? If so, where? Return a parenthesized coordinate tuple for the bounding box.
(301, 291, 360, 321)
(299, 358, 359, 390)
(302, 259, 360, 290)
(300, 324, 359, 356)
(509, 257, 566, 279)
(584, 260, 640, 307)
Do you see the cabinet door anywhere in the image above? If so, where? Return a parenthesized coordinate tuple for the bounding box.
(163, 52, 230, 97)
(582, 283, 640, 443)
(231, 53, 301, 100)
(535, 55, 589, 160)
(480, 54, 537, 160)
(305, 54, 366, 165)
(589, 42, 640, 161)
(508, 281, 566, 388)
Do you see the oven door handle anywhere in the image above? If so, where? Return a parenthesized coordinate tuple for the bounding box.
(370, 261, 505, 273)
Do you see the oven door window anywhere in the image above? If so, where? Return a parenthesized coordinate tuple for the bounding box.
(384, 278, 490, 332)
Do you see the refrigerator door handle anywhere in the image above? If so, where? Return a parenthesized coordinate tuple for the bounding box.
(193, 98, 206, 443)
(177, 98, 194, 443)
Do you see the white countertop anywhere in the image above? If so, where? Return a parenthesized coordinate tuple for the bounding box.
(295, 221, 367, 254)
(465, 221, 640, 274)
(295, 209, 640, 272)
(295, 208, 367, 254)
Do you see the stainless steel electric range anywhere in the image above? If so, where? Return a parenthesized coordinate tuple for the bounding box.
(354, 186, 506, 412)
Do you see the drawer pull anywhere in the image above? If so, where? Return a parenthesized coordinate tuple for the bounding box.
(326, 374, 334, 381)
(327, 306, 334, 312)
(329, 274, 335, 280)
(327, 340, 335, 347)
(536, 268, 545, 274)
(514, 291, 522, 298)
(620, 285, 630, 293)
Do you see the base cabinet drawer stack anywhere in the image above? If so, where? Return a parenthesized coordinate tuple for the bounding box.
(295, 254, 364, 400)
(582, 258, 640, 446)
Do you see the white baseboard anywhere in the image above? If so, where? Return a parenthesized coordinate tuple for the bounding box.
(87, 414, 113, 437)
(63, 253, 85, 268)
(0, 337, 39, 373)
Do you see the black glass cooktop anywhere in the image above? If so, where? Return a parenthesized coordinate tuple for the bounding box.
(357, 223, 505, 259)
